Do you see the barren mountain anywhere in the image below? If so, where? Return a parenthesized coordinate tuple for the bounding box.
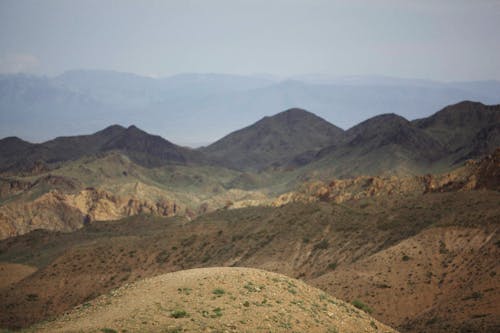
(0, 101, 499, 333)
(413, 101, 500, 163)
(0, 124, 209, 173)
(201, 108, 345, 170)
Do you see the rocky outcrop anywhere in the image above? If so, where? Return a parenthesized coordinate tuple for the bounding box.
(0, 188, 177, 240)
(273, 149, 500, 206)
(423, 147, 500, 192)
(0, 175, 79, 200)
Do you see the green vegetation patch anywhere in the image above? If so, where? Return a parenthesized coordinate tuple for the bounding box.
(170, 309, 188, 318)
(212, 288, 225, 296)
(100, 329, 118, 333)
(351, 299, 373, 314)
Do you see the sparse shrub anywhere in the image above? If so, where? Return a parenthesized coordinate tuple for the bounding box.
(402, 254, 410, 261)
(212, 288, 225, 296)
(461, 291, 483, 301)
(211, 307, 223, 317)
(165, 327, 182, 333)
(177, 287, 191, 295)
(243, 282, 261, 292)
(181, 235, 196, 247)
(156, 250, 170, 264)
(351, 299, 373, 314)
(313, 239, 329, 250)
(26, 293, 39, 301)
(374, 283, 391, 289)
(328, 262, 337, 270)
(170, 309, 188, 318)
(439, 240, 449, 254)
(100, 329, 117, 333)
(243, 301, 250, 307)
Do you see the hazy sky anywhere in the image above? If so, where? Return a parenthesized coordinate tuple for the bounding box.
(0, 0, 499, 81)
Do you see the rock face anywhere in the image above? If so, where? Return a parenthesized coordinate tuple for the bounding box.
(0, 187, 177, 240)
(273, 148, 500, 206)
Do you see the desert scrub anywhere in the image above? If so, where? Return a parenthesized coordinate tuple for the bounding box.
(100, 329, 117, 333)
(351, 299, 373, 314)
(313, 239, 329, 250)
(177, 287, 192, 295)
(328, 261, 338, 270)
(155, 250, 170, 263)
(170, 309, 188, 318)
(212, 288, 225, 296)
(203, 307, 223, 318)
(243, 281, 262, 292)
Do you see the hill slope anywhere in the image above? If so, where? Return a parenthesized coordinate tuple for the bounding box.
(201, 108, 344, 170)
(31, 267, 396, 333)
(1, 188, 498, 332)
(0, 125, 208, 172)
(413, 101, 500, 163)
(284, 101, 499, 178)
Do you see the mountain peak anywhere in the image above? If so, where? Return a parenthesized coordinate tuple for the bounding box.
(347, 113, 409, 134)
(203, 108, 344, 170)
(127, 125, 139, 130)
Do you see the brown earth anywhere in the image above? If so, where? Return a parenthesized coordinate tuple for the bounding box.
(0, 262, 37, 290)
(312, 226, 500, 333)
(30, 267, 397, 333)
(0, 189, 498, 332)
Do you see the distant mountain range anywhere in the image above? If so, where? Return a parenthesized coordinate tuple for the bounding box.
(1, 70, 499, 145)
(1, 100, 499, 177)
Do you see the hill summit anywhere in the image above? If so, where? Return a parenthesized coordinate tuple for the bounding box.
(202, 108, 344, 170)
(32, 267, 397, 333)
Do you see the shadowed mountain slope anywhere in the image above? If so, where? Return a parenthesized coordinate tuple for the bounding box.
(201, 108, 345, 170)
(282, 101, 499, 177)
(0, 125, 208, 172)
(413, 101, 500, 163)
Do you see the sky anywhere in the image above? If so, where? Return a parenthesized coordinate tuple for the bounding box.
(0, 0, 499, 81)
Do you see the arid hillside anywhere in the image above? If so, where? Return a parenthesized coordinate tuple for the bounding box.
(1, 188, 498, 332)
(0, 103, 499, 332)
(30, 267, 397, 333)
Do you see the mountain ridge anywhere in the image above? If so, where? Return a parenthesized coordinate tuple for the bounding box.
(1, 101, 499, 175)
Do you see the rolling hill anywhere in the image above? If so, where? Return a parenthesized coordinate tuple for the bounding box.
(30, 267, 396, 333)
